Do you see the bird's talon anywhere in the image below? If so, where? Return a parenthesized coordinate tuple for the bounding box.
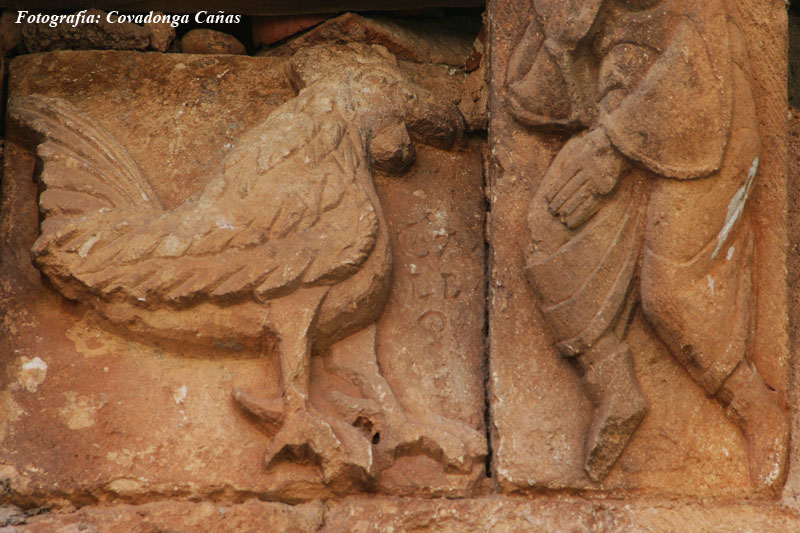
(232, 388, 286, 436)
(379, 413, 486, 474)
(254, 398, 375, 483)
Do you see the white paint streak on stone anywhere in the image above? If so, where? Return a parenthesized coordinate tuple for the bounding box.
(215, 219, 236, 230)
(707, 275, 715, 297)
(174, 385, 188, 405)
(727, 246, 735, 261)
(712, 157, 758, 259)
(78, 235, 100, 258)
(764, 437, 783, 487)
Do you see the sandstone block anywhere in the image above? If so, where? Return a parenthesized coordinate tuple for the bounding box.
(252, 14, 330, 47)
(487, 0, 791, 497)
(21, 9, 150, 52)
(0, 44, 487, 509)
(180, 29, 246, 55)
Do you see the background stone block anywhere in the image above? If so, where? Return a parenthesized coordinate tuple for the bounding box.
(487, 0, 790, 496)
(0, 49, 487, 506)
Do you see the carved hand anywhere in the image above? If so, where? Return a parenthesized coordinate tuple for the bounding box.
(542, 128, 630, 229)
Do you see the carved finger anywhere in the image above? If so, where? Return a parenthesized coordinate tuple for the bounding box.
(557, 180, 594, 220)
(542, 169, 567, 204)
(548, 169, 586, 215)
(565, 194, 603, 229)
(541, 147, 576, 202)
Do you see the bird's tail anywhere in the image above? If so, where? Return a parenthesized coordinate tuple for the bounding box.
(7, 95, 163, 236)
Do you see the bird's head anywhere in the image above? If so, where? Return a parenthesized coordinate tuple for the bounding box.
(287, 43, 466, 177)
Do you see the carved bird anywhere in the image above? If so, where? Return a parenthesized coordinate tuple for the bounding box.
(9, 44, 486, 484)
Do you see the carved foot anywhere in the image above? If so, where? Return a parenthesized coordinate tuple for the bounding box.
(233, 389, 375, 483)
(721, 362, 789, 494)
(320, 327, 487, 475)
(743, 400, 790, 494)
(378, 411, 487, 473)
(581, 344, 648, 482)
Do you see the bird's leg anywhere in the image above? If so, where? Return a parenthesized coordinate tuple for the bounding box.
(233, 287, 375, 483)
(323, 325, 487, 474)
(274, 289, 320, 412)
(233, 288, 324, 435)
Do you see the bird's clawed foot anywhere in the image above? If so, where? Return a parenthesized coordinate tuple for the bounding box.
(321, 385, 487, 474)
(234, 385, 487, 481)
(377, 411, 487, 474)
(233, 388, 375, 484)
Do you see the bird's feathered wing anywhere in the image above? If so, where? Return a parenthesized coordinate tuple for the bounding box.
(8, 94, 378, 308)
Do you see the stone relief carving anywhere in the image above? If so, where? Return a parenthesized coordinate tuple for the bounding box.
(505, 0, 789, 490)
(8, 43, 485, 488)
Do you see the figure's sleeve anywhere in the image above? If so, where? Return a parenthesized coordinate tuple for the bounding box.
(532, 0, 603, 48)
(599, 19, 731, 179)
(506, 25, 597, 130)
(505, 0, 605, 130)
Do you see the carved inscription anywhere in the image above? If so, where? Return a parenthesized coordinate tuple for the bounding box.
(400, 221, 472, 336)
(371, 141, 487, 493)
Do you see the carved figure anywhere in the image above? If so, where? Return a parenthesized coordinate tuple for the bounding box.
(506, 0, 789, 489)
(9, 44, 485, 486)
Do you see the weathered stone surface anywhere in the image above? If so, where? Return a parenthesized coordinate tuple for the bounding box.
(259, 12, 477, 67)
(145, 12, 175, 52)
(783, 106, 800, 510)
(458, 31, 487, 132)
(180, 29, 246, 55)
(252, 14, 330, 47)
(9, 496, 800, 532)
(0, 505, 27, 528)
(322, 497, 800, 532)
(2, 2, 797, 530)
(1, 11, 22, 53)
(372, 139, 487, 496)
(21, 9, 151, 52)
(10, 500, 324, 532)
(1, 41, 486, 508)
(790, 12, 800, 107)
(488, 0, 790, 496)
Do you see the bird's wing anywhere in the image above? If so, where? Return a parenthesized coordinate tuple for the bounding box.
(17, 94, 378, 308)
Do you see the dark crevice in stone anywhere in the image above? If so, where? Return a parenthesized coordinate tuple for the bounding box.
(790, 6, 799, 106)
(480, 134, 493, 479)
